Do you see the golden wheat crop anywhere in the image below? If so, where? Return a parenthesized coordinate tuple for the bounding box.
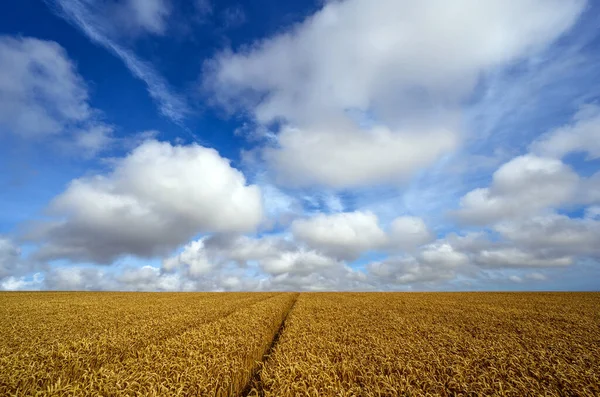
(82, 292, 297, 396)
(250, 292, 600, 396)
(0, 292, 272, 357)
(1, 292, 598, 396)
(0, 292, 291, 396)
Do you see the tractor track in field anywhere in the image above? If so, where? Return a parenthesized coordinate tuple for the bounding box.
(241, 293, 299, 397)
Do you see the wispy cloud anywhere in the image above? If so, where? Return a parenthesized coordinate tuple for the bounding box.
(221, 5, 246, 30)
(0, 35, 113, 155)
(44, 0, 190, 124)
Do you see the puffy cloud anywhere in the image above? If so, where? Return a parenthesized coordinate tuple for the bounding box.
(0, 238, 46, 286)
(439, 212, 600, 270)
(163, 234, 343, 277)
(41, 265, 198, 291)
(494, 213, 600, 258)
(367, 239, 472, 287)
(260, 250, 340, 276)
(161, 232, 363, 291)
(586, 206, 600, 219)
(367, 257, 457, 286)
(263, 123, 457, 188)
(387, 216, 434, 251)
(0, 36, 112, 152)
(262, 266, 370, 292)
(455, 155, 579, 224)
(528, 105, 600, 206)
(291, 211, 387, 260)
(115, 265, 195, 291)
(581, 172, 600, 205)
(531, 104, 600, 160)
(0, 238, 48, 288)
(445, 231, 494, 253)
(28, 140, 263, 263)
(9, 212, 595, 291)
(0, 273, 43, 291)
(436, 215, 599, 270)
(418, 242, 470, 268)
(208, 0, 583, 124)
(162, 239, 214, 278)
(156, 219, 595, 290)
(366, 216, 594, 286)
(454, 104, 600, 232)
(0, 238, 24, 280)
(254, 180, 301, 231)
(43, 267, 115, 291)
(201, 234, 296, 266)
(291, 211, 434, 259)
(475, 248, 573, 268)
(156, 219, 449, 290)
(206, 0, 584, 188)
(161, 235, 298, 280)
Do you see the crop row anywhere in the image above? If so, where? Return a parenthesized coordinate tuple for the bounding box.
(0, 292, 272, 356)
(75, 292, 297, 396)
(0, 292, 282, 395)
(2, 292, 597, 396)
(251, 293, 600, 396)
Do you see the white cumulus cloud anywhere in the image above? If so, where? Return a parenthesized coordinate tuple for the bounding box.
(388, 216, 435, 252)
(495, 213, 600, 258)
(532, 104, 600, 160)
(455, 155, 579, 224)
(206, 0, 585, 188)
(27, 140, 263, 263)
(475, 248, 573, 268)
(263, 123, 458, 188)
(0, 238, 24, 280)
(160, 233, 363, 290)
(291, 211, 434, 260)
(291, 211, 387, 260)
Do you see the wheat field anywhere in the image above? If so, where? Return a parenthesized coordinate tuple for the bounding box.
(1, 292, 598, 396)
(251, 293, 600, 396)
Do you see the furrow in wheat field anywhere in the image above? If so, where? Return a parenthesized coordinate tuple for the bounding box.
(0, 292, 276, 395)
(252, 292, 600, 397)
(3, 292, 598, 396)
(66, 292, 298, 396)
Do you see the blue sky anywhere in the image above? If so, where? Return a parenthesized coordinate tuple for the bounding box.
(0, 0, 599, 291)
